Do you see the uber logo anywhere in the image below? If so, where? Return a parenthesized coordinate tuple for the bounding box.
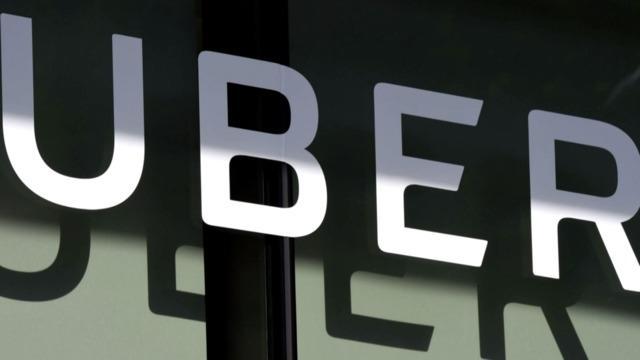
(2, 13, 640, 292)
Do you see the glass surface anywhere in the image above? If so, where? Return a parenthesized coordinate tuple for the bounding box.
(0, 0, 206, 358)
(290, 1, 640, 359)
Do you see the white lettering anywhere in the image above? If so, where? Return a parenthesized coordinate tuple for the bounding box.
(0, 14, 145, 210)
(198, 51, 327, 237)
(374, 83, 488, 266)
(529, 110, 640, 291)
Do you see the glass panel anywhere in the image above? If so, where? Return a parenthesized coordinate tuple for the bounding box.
(290, 1, 640, 358)
(0, 1, 206, 358)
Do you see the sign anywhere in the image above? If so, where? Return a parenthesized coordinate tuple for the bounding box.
(4, 13, 640, 295)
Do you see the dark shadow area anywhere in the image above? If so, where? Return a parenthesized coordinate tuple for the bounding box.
(544, 306, 588, 359)
(0, 211, 90, 301)
(147, 222, 205, 322)
(324, 254, 434, 351)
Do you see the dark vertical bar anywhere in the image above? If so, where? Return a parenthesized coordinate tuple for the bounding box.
(200, 0, 295, 359)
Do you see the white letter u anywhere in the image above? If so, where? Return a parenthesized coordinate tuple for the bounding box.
(0, 14, 144, 210)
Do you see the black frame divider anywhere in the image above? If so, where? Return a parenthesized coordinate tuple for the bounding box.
(200, 0, 296, 359)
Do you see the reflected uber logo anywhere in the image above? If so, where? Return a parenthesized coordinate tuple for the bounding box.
(2, 13, 640, 292)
